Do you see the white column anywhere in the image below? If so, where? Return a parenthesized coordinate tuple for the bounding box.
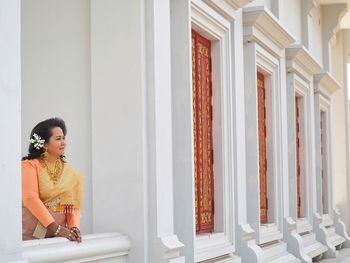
(232, 9, 248, 227)
(145, 0, 184, 261)
(0, 0, 25, 262)
(170, 0, 196, 262)
(90, 1, 147, 262)
(91, 0, 183, 262)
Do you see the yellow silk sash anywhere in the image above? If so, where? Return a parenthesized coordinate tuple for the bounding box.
(38, 162, 83, 213)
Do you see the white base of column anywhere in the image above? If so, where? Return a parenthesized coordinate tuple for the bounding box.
(284, 217, 327, 263)
(157, 235, 185, 263)
(313, 213, 345, 258)
(236, 224, 301, 263)
(334, 208, 350, 248)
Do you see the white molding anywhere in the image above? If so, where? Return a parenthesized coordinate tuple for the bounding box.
(160, 235, 185, 260)
(243, 6, 295, 58)
(321, 3, 348, 72)
(286, 45, 322, 82)
(314, 71, 341, 98)
(22, 233, 130, 263)
(204, 0, 252, 21)
(191, 1, 239, 261)
(226, 0, 253, 10)
(333, 208, 350, 248)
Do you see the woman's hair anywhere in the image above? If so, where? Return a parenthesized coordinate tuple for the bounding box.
(22, 118, 67, 161)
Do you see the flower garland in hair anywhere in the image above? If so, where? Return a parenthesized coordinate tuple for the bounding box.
(30, 133, 45, 150)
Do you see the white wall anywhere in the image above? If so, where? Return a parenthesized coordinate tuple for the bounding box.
(309, 6, 323, 65)
(0, 0, 23, 262)
(21, 0, 92, 234)
(279, 0, 301, 44)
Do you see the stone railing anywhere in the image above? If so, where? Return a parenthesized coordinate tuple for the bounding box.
(22, 232, 130, 263)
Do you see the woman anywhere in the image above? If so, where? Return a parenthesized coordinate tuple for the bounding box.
(22, 118, 83, 242)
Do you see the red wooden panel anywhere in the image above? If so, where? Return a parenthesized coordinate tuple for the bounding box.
(257, 72, 268, 224)
(295, 96, 301, 218)
(192, 30, 214, 233)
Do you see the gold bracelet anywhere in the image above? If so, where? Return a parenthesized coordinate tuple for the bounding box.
(53, 225, 61, 236)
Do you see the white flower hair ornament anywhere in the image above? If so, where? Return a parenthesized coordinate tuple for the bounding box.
(29, 133, 45, 150)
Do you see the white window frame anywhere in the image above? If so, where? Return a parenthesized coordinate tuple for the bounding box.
(242, 6, 294, 245)
(255, 44, 283, 244)
(313, 72, 340, 219)
(319, 95, 332, 216)
(285, 46, 323, 235)
(191, 0, 236, 261)
(294, 76, 313, 233)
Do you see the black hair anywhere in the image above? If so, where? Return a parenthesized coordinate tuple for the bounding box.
(22, 118, 67, 161)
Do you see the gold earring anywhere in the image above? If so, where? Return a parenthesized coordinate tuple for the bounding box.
(42, 148, 49, 160)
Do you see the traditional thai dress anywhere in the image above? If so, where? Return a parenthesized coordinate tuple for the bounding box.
(22, 158, 83, 240)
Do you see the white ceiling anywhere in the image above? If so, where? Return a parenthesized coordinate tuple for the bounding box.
(319, 0, 350, 28)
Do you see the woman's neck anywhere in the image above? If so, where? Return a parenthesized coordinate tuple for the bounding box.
(45, 155, 60, 164)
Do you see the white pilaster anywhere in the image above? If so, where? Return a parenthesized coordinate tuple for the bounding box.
(145, 0, 184, 261)
(90, 1, 146, 262)
(301, 0, 319, 49)
(284, 46, 327, 262)
(0, 0, 24, 262)
(170, 0, 196, 261)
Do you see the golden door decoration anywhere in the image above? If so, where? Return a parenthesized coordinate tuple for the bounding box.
(295, 96, 302, 218)
(192, 30, 214, 233)
(257, 72, 268, 224)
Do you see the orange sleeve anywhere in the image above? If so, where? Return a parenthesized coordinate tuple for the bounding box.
(66, 210, 81, 229)
(22, 160, 55, 228)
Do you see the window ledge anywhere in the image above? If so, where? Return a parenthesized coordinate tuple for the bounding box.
(22, 232, 130, 263)
(195, 232, 234, 262)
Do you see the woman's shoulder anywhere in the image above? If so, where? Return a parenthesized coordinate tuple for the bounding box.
(22, 158, 43, 174)
(22, 158, 41, 168)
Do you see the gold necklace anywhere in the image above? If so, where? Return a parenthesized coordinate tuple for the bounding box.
(41, 159, 64, 184)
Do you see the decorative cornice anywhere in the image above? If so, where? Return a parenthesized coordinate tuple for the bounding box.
(286, 45, 322, 76)
(314, 71, 341, 96)
(204, 0, 253, 21)
(305, 0, 320, 15)
(322, 3, 348, 42)
(243, 6, 295, 56)
(225, 0, 253, 9)
(321, 3, 348, 71)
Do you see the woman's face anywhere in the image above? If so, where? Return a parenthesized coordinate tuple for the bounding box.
(45, 127, 66, 158)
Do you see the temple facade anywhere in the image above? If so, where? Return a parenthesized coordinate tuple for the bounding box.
(2, 0, 350, 262)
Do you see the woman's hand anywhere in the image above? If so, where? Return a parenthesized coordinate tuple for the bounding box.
(70, 227, 82, 243)
(57, 226, 79, 242)
(48, 222, 79, 242)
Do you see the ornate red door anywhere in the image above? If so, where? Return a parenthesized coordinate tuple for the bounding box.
(295, 96, 301, 218)
(257, 72, 268, 224)
(192, 30, 214, 233)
